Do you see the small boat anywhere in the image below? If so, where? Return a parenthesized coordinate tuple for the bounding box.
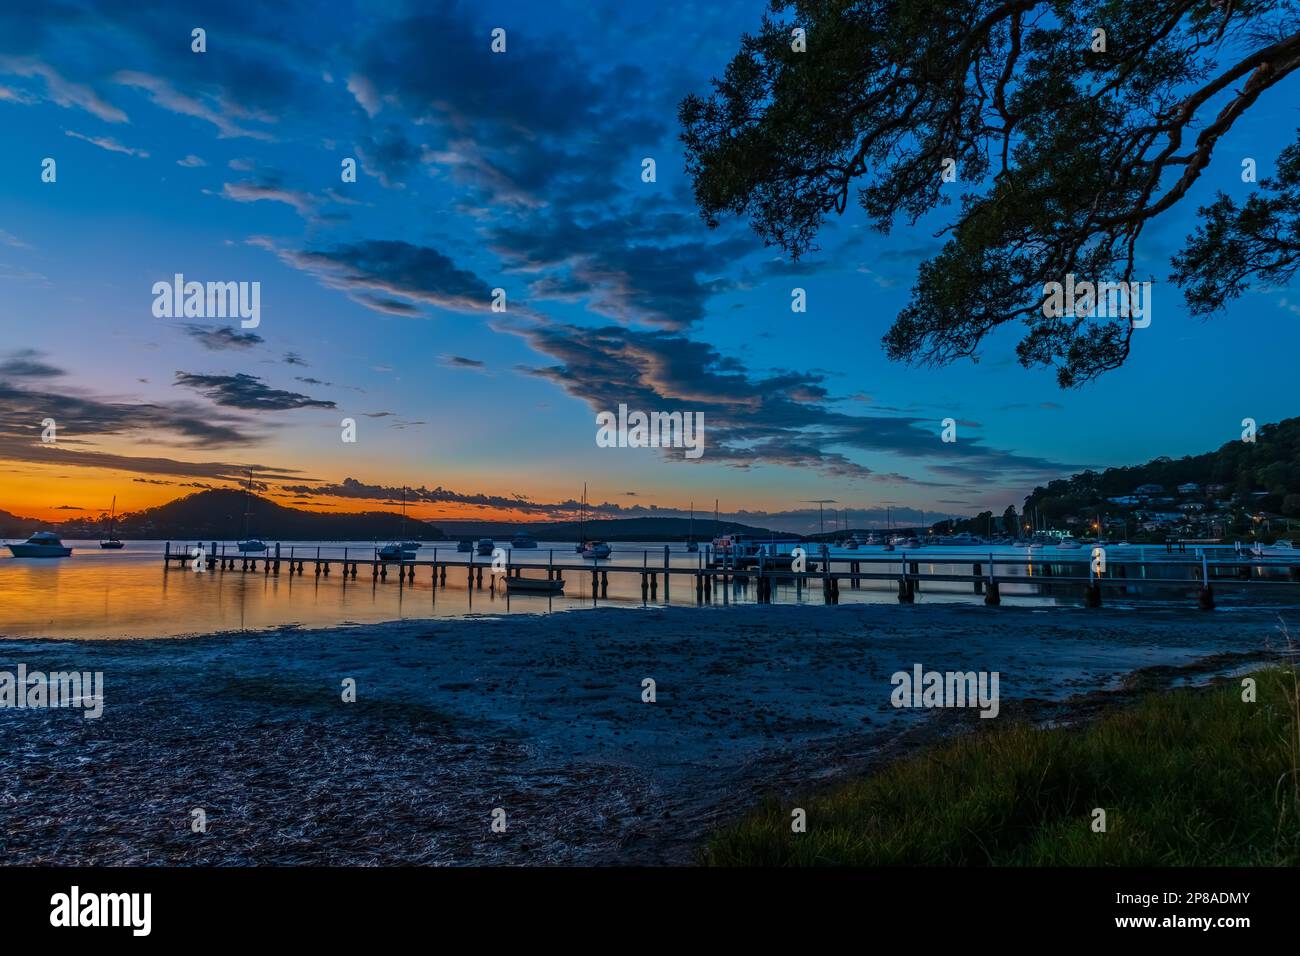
(100, 495, 125, 549)
(503, 575, 565, 595)
(842, 537, 859, 550)
(378, 487, 420, 560)
(1056, 537, 1082, 550)
(511, 532, 538, 549)
(456, 539, 474, 553)
(685, 501, 699, 552)
(581, 540, 612, 559)
(476, 538, 496, 557)
(8, 532, 73, 558)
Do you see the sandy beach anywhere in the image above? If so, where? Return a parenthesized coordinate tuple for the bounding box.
(0, 603, 1290, 865)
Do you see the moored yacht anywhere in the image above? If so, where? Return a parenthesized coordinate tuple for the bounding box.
(476, 538, 496, 557)
(100, 495, 125, 549)
(580, 540, 612, 560)
(8, 532, 72, 558)
(511, 532, 538, 549)
(456, 539, 474, 552)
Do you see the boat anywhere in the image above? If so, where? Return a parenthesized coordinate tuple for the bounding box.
(881, 507, 895, 551)
(511, 532, 538, 549)
(99, 495, 125, 549)
(476, 538, 496, 557)
(7, 531, 72, 558)
(580, 540, 612, 560)
(575, 482, 588, 553)
(503, 575, 565, 595)
(1056, 537, 1082, 550)
(685, 501, 699, 552)
(236, 470, 267, 552)
(456, 539, 474, 552)
(378, 487, 419, 561)
(842, 536, 859, 550)
(710, 532, 758, 565)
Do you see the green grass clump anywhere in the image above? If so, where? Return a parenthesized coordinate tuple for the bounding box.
(704, 667, 1300, 866)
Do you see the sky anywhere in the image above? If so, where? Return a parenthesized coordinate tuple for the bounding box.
(1, 0, 1298, 533)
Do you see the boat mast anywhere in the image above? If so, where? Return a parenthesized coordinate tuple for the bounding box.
(242, 470, 253, 539)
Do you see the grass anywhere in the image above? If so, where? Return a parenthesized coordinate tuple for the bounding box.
(703, 665, 1300, 866)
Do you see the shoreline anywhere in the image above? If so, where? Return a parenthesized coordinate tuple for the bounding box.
(1, 603, 1293, 865)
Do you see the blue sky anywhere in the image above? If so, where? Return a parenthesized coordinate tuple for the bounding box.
(1, 0, 1298, 531)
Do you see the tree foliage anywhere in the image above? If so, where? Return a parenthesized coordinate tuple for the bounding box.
(681, 0, 1300, 386)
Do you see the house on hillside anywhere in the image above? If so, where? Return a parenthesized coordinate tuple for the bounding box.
(1134, 483, 1164, 496)
(1177, 482, 1201, 495)
(1106, 495, 1140, 506)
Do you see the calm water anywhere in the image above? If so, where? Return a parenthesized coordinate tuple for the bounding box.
(0, 538, 1290, 638)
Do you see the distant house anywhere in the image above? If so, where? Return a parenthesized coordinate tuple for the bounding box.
(1206, 483, 1230, 495)
(1106, 495, 1140, 506)
(1177, 482, 1201, 494)
(1134, 483, 1164, 495)
(1178, 502, 1205, 513)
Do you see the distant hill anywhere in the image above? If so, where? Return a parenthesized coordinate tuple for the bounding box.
(0, 492, 788, 542)
(125, 489, 447, 541)
(0, 490, 444, 542)
(1025, 415, 1300, 519)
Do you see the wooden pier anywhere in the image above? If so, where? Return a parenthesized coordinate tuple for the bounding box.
(161, 542, 1300, 610)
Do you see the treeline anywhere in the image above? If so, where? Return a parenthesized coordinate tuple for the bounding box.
(1025, 417, 1300, 519)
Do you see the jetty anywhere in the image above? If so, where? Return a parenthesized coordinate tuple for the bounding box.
(161, 541, 1300, 610)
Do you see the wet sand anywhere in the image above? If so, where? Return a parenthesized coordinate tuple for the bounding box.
(0, 603, 1290, 864)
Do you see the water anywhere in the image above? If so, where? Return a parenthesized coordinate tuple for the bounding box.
(2, 539, 1295, 639)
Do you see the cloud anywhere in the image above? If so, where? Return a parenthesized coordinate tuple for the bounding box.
(442, 355, 484, 369)
(176, 154, 206, 167)
(64, 129, 149, 157)
(0, 378, 256, 451)
(113, 70, 272, 139)
(0, 55, 126, 122)
(282, 351, 307, 366)
(222, 180, 317, 218)
(180, 324, 264, 351)
(253, 237, 492, 315)
(174, 372, 336, 411)
(0, 349, 61, 379)
(504, 319, 1076, 485)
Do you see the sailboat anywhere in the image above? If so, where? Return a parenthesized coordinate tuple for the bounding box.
(882, 507, 895, 551)
(236, 471, 267, 553)
(99, 496, 125, 549)
(576, 483, 612, 559)
(378, 486, 419, 561)
(575, 483, 587, 553)
(685, 501, 699, 552)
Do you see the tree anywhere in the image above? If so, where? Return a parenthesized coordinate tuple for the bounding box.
(1002, 504, 1019, 539)
(680, 0, 1300, 386)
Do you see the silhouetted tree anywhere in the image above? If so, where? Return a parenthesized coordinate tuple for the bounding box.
(681, 0, 1300, 386)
